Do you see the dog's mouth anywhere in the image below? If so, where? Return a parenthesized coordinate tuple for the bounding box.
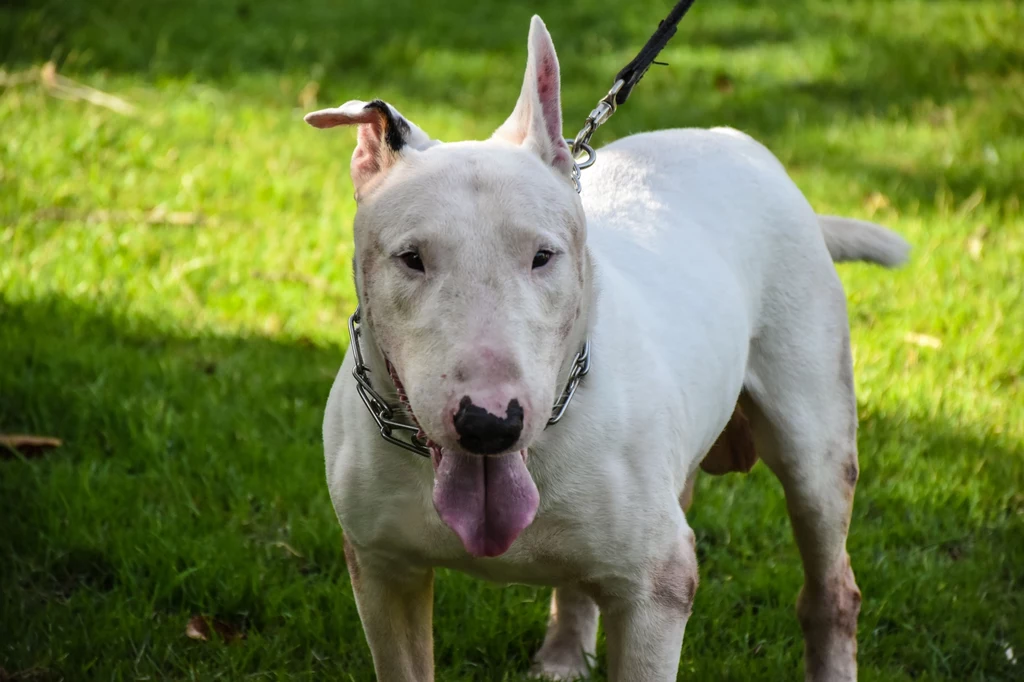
(387, 361, 540, 558)
(431, 446, 539, 558)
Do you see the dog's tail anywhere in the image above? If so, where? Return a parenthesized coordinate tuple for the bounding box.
(818, 215, 911, 268)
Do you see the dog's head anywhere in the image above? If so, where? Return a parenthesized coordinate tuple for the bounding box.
(307, 16, 587, 457)
(307, 17, 587, 557)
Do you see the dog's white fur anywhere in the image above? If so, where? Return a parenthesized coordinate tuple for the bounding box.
(313, 16, 907, 682)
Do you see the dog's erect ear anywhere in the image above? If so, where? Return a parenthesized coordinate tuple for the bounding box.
(492, 16, 573, 177)
(304, 99, 436, 198)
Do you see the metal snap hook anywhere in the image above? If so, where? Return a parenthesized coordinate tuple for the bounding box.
(567, 140, 596, 169)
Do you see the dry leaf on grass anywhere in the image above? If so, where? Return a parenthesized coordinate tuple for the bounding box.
(713, 72, 734, 93)
(212, 619, 246, 642)
(904, 332, 942, 349)
(185, 614, 246, 643)
(272, 540, 304, 558)
(185, 615, 212, 641)
(863, 191, 891, 216)
(967, 224, 988, 261)
(0, 435, 62, 459)
(141, 206, 202, 226)
(251, 270, 331, 291)
(0, 666, 57, 681)
(0, 68, 41, 87)
(33, 207, 204, 227)
(40, 61, 136, 115)
(298, 80, 319, 109)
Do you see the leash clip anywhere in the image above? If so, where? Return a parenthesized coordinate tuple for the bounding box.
(565, 0, 699, 192)
(567, 79, 623, 193)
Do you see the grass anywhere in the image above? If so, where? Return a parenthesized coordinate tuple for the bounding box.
(1, 0, 1022, 679)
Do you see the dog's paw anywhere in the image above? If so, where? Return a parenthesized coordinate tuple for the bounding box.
(529, 653, 591, 681)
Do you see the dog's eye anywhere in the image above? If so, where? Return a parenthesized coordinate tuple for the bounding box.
(398, 251, 425, 273)
(532, 249, 554, 270)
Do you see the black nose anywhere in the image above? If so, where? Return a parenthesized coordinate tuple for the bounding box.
(453, 397, 524, 455)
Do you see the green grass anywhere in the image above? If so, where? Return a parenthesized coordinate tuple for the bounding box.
(1, 0, 1022, 679)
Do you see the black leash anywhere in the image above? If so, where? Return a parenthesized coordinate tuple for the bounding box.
(614, 0, 697, 105)
(567, 0, 699, 192)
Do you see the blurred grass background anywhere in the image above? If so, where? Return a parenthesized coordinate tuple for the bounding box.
(1, 0, 1022, 679)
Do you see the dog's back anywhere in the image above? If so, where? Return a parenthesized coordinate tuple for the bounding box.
(579, 128, 839, 457)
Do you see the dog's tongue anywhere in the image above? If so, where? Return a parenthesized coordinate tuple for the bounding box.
(432, 449, 539, 558)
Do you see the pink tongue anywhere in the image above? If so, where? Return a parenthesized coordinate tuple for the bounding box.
(432, 449, 539, 558)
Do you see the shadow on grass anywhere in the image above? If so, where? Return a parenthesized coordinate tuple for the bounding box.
(3, 0, 1019, 231)
(4, 1, 1022, 140)
(1, 293, 1022, 679)
(0, 294, 359, 677)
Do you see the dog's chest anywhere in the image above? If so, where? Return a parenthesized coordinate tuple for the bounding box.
(446, 536, 622, 589)
(343, 480, 623, 587)
(433, 546, 583, 587)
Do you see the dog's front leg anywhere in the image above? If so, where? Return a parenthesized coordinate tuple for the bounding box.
(344, 536, 434, 682)
(599, 532, 698, 682)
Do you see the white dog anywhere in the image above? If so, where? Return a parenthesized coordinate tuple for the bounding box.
(310, 16, 908, 682)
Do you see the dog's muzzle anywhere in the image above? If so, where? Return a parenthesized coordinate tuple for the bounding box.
(346, 307, 591, 458)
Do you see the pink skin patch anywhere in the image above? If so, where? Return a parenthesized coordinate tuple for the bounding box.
(432, 447, 540, 558)
(535, 55, 570, 168)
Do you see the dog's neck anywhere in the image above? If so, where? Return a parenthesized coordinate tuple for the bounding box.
(558, 247, 597, 390)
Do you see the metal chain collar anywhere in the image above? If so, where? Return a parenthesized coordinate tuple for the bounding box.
(348, 308, 590, 457)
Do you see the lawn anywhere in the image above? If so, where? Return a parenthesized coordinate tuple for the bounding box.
(1, 0, 1022, 679)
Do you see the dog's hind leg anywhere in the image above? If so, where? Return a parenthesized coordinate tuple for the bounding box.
(530, 587, 599, 680)
(743, 281, 862, 682)
(344, 536, 435, 682)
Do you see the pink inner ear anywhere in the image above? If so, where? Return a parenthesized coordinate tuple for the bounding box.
(535, 55, 560, 143)
(524, 18, 573, 168)
(491, 17, 573, 173)
(352, 122, 384, 181)
(304, 102, 398, 196)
